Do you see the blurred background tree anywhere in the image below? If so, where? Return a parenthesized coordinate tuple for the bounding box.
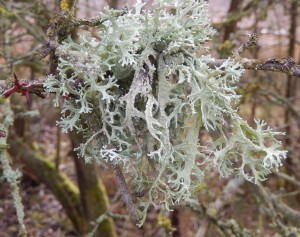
(0, 0, 300, 236)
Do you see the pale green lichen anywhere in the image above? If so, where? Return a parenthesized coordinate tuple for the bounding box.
(44, 0, 287, 225)
(0, 101, 27, 236)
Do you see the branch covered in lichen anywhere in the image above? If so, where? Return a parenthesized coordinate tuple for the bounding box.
(40, 0, 287, 224)
(0, 101, 27, 236)
(0, 0, 289, 226)
(212, 57, 300, 77)
(72, 6, 128, 27)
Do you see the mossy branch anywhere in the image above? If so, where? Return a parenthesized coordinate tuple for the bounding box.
(7, 130, 88, 233)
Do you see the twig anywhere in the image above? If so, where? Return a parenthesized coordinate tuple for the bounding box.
(212, 57, 300, 77)
(214, 33, 300, 77)
(71, 17, 107, 27)
(195, 178, 244, 237)
(25, 7, 129, 62)
(234, 33, 258, 57)
(29, 40, 58, 61)
(2, 74, 45, 103)
(258, 88, 300, 129)
(0, 73, 82, 102)
(72, 6, 128, 27)
(273, 190, 300, 199)
(113, 164, 141, 222)
(55, 126, 61, 170)
(254, 184, 300, 233)
(273, 171, 300, 189)
(272, 200, 300, 227)
(195, 218, 210, 237)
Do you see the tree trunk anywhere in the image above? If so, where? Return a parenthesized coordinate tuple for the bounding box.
(7, 131, 88, 234)
(8, 96, 117, 236)
(70, 131, 117, 237)
(284, 0, 298, 172)
(223, 0, 243, 42)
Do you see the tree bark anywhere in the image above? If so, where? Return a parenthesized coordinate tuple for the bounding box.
(285, 0, 298, 137)
(7, 131, 88, 234)
(8, 130, 117, 236)
(284, 0, 298, 174)
(70, 131, 117, 237)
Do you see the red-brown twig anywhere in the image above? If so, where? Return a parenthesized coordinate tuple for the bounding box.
(2, 73, 45, 104)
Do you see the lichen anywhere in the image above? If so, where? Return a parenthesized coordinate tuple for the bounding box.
(44, 0, 287, 225)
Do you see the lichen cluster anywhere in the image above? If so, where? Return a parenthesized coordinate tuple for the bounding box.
(44, 0, 286, 224)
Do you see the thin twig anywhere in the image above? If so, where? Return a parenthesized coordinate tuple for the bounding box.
(254, 184, 300, 231)
(274, 171, 300, 189)
(273, 190, 300, 199)
(1, 74, 45, 102)
(72, 6, 128, 27)
(195, 178, 244, 237)
(113, 164, 141, 222)
(234, 33, 258, 57)
(29, 40, 58, 61)
(215, 33, 300, 77)
(212, 57, 300, 77)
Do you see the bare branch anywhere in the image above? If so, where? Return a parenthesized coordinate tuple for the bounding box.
(1, 74, 45, 103)
(273, 200, 300, 227)
(29, 40, 58, 61)
(255, 184, 300, 233)
(113, 164, 141, 222)
(195, 178, 245, 237)
(274, 171, 300, 189)
(258, 88, 300, 128)
(234, 33, 258, 57)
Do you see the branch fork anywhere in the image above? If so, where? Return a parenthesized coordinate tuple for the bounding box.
(2, 73, 45, 104)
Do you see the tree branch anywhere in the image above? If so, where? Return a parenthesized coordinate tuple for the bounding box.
(3, 56, 300, 103)
(3, 29, 300, 106)
(253, 183, 300, 234)
(211, 57, 300, 77)
(233, 33, 258, 56)
(274, 171, 300, 189)
(195, 178, 245, 237)
(1, 74, 45, 103)
(71, 6, 128, 27)
(217, 32, 300, 77)
(29, 40, 58, 62)
(113, 164, 141, 222)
